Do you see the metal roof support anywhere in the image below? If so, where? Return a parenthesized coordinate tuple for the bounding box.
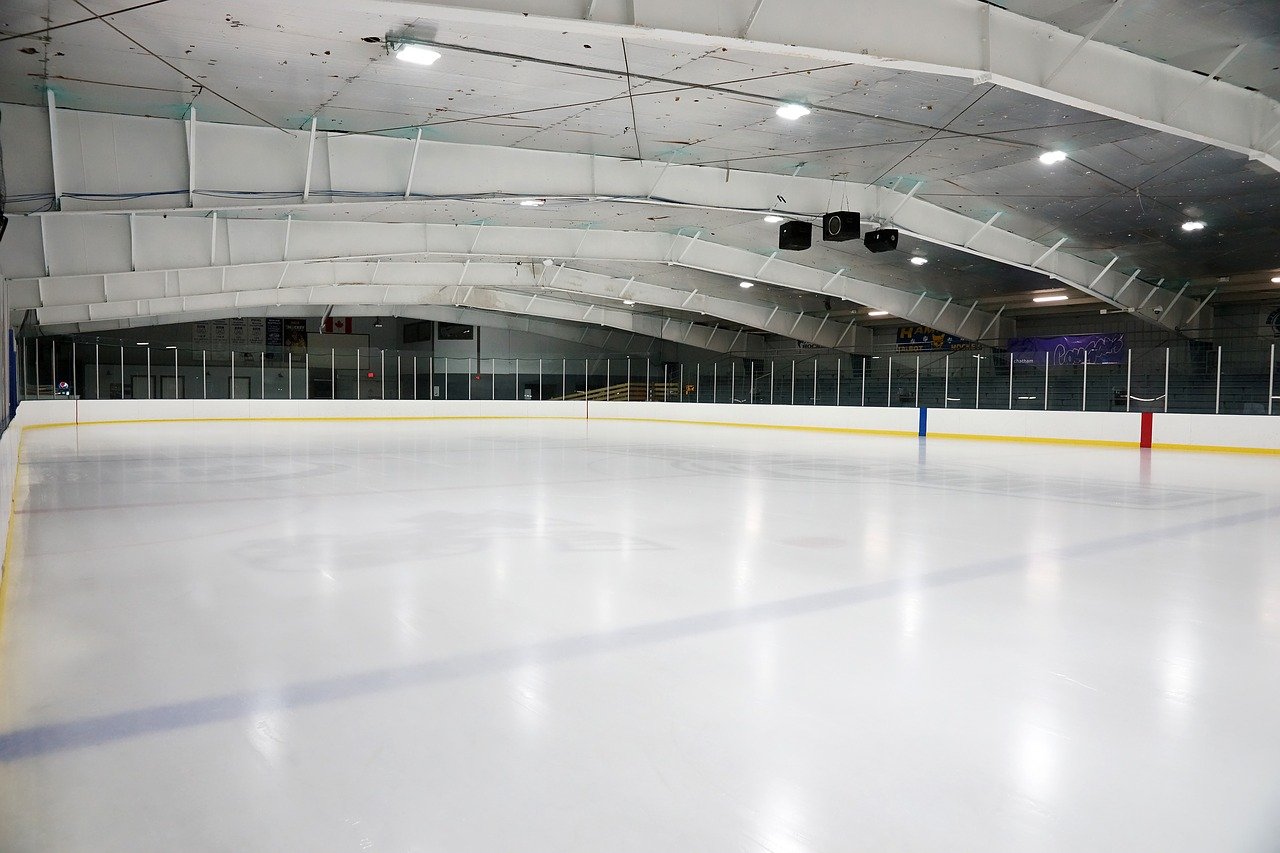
(820, 269, 846, 292)
(1167, 43, 1249, 121)
(1136, 279, 1164, 311)
(185, 106, 197, 208)
(1042, 0, 1129, 86)
(934, 295, 953, 324)
(405, 129, 422, 199)
(1114, 269, 1141, 301)
(1163, 281, 1191, 317)
(742, 0, 767, 38)
(302, 117, 317, 203)
(963, 213, 1002, 249)
(46, 91, 62, 211)
(887, 182, 922, 223)
(1182, 288, 1217, 326)
(1087, 256, 1119, 290)
(1031, 237, 1068, 270)
(978, 305, 1006, 342)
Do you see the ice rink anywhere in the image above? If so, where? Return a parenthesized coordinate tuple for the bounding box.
(1, 418, 1279, 852)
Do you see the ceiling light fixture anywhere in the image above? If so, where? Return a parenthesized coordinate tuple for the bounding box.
(1032, 294, 1069, 303)
(136, 341, 149, 346)
(763, 215, 784, 224)
(1272, 276, 1280, 284)
(775, 103, 810, 121)
(623, 300, 636, 306)
(392, 42, 442, 66)
(739, 281, 755, 289)
(374, 317, 383, 328)
(520, 199, 545, 207)
(1039, 150, 1068, 165)
(910, 257, 928, 266)
(1181, 220, 1206, 231)
(867, 310, 889, 317)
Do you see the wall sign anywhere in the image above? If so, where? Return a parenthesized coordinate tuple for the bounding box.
(1009, 333, 1126, 366)
(895, 326, 980, 352)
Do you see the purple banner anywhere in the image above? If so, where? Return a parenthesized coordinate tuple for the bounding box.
(1009, 333, 1126, 366)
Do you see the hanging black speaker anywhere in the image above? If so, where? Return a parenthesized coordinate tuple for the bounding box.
(779, 221, 812, 251)
(863, 228, 899, 253)
(822, 211, 860, 242)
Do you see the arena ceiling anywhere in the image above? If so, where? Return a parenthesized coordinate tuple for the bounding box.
(1, 0, 1278, 346)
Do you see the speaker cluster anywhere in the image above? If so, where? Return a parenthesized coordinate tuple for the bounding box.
(776, 211, 898, 254)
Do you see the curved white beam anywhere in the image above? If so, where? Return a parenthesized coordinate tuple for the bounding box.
(19, 259, 869, 350)
(30, 282, 765, 354)
(0, 105, 1207, 332)
(545, 266, 870, 351)
(10, 217, 1015, 341)
(410, 0, 1280, 170)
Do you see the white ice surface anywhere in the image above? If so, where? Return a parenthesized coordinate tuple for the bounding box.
(1, 419, 1279, 852)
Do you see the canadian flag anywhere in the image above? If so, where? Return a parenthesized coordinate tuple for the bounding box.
(323, 317, 353, 334)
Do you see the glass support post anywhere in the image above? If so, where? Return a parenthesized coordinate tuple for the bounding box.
(887, 356, 892, 407)
(915, 355, 920, 407)
(974, 355, 980, 409)
(1082, 350, 1088, 411)
(1164, 347, 1170, 413)
(1044, 352, 1049, 411)
(1126, 349, 1132, 412)
(1008, 354, 1013, 410)
(944, 354, 950, 408)
(1215, 345, 1222, 414)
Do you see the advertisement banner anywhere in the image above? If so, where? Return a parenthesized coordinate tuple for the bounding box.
(282, 319, 308, 353)
(1008, 333, 1126, 366)
(895, 326, 980, 352)
(266, 318, 283, 347)
(1264, 306, 1280, 337)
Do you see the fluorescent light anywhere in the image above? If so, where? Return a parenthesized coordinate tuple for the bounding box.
(867, 310, 889, 317)
(136, 341, 149, 346)
(1032, 294, 1069, 303)
(910, 256, 928, 266)
(1039, 150, 1068, 165)
(520, 199, 545, 207)
(394, 43, 441, 66)
(165, 345, 178, 349)
(1272, 276, 1280, 283)
(739, 281, 755, 289)
(763, 215, 784, 224)
(776, 103, 810, 121)
(623, 300, 636, 306)
(1181, 220, 1206, 231)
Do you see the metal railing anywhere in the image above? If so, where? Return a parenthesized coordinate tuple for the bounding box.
(16, 339, 1280, 416)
